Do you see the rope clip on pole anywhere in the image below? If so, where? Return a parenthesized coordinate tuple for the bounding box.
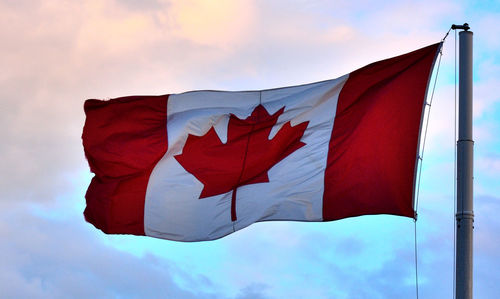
(452, 23, 470, 31)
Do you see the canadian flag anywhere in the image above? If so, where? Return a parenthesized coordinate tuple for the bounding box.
(83, 43, 441, 241)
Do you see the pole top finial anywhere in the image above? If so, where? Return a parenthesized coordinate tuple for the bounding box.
(452, 23, 470, 31)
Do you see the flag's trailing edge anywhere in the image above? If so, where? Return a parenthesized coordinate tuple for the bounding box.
(83, 43, 442, 241)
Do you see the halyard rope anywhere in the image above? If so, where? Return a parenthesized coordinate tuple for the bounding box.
(413, 29, 449, 298)
(453, 28, 458, 299)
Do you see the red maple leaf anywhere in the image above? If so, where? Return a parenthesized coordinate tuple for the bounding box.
(175, 104, 309, 221)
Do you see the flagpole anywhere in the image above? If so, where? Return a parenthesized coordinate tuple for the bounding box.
(453, 23, 474, 299)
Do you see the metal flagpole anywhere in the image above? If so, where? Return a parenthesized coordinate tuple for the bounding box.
(452, 23, 474, 299)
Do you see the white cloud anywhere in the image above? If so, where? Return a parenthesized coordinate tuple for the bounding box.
(476, 153, 500, 176)
(0, 204, 221, 298)
(475, 76, 500, 119)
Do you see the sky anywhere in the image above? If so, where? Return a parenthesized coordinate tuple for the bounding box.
(1, 0, 499, 298)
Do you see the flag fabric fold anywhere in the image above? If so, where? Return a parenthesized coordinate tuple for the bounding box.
(83, 43, 441, 241)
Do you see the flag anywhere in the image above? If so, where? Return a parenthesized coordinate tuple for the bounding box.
(83, 43, 441, 241)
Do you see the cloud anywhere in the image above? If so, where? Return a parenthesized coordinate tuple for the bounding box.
(475, 76, 500, 119)
(476, 153, 500, 176)
(0, 203, 221, 298)
(235, 283, 270, 299)
(201, 216, 425, 299)
(471, 195, 500, 298)
(474, 12, 500, 51)
(166, 0, 256, 48)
